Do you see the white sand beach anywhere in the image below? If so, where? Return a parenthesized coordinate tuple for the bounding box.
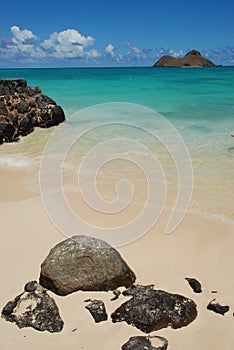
(0, 172, 233, 350)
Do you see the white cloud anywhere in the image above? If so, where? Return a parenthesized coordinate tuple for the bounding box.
(1, 25, 233, 66)
(11, 25, 37, 44)
(169, 49, 184, 57)
(105, 44, 115, 57)
(40, 29, 95, 59)
(125, 41, 143, 55)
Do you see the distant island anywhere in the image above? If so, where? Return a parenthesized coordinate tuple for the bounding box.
(153, 49, 215, 67)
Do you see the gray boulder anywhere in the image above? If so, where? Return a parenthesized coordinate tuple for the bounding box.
(2, 282, 64, 333)
(39, 235, 136, 296)
(111, 284, 197, 333)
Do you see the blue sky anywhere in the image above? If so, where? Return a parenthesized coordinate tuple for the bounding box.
(0, 0, 234, 67)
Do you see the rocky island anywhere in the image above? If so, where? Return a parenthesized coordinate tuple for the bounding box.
(153, 49, 215, 67)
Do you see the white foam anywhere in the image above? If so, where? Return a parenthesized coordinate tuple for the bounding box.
(203, 211, 234, 225)
(0, 154, 32, 168)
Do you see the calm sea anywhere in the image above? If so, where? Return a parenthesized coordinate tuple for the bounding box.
(0, 67, 233, 224)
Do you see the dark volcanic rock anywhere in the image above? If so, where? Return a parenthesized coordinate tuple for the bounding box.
(207, 299, 230, 316)
(111, 284, 197, 333)
(0, 79, 27, 95)
(85, 299, 108, 323)
(185, 277, 202, 293)
(122, 336, 168, 350)
(0, 79, 65, 144)
(1, 282, 64, 333)
(39, 235, 136, 296)
(153, 49, 215, 67)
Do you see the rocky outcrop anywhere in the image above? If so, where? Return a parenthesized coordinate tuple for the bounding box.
(111, 284, 197, 333)
(39, 235, 136, 296)
(121, 336, 168, 350)
(1, 281, 64, 333)
(153, 50, 215, 67)
(0, 79, 65, 144)
(185, 277, 203, 293)
(85, 299, 108, 323)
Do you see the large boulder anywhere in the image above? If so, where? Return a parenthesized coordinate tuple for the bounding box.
(39, 235, 136, 296)
(153, 49, 215, 67)
(1, 281, 64, 333)
(0, 79, 65, 143)
(111, 284, 197, 333)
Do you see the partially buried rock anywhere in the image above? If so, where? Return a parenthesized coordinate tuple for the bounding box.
(185, 277, 203, 293)
(40, 235, 136, 296)
(1, 281, 64, 333)
(85, 299, 108, 323)
(122, 336, 168, 350)
(207, 299, 230, 316)
(111, 284, 197, 333)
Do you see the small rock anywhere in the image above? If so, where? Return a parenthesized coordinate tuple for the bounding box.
(111, 289, 121, 301)
(40, 235, 136, 296)
(121, 336, 168, 350)
(185, 277, 202, 293)
(2, 300, 18, 316)
(85, 299, 108, 323)
(24, 281, 38, 292)
(207, 299, 230, 316)
(1, 283, 64, 333)
(111, 284, 197, 333)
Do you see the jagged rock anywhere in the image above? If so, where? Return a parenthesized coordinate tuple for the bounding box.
(40, 235, 136, 296)
(111, 284, 197, 333)
(121, 336, 168, 350)
(207, 299, 230, 316)
(185, 277, 202, 293)
(85, 299, 108, 323)
(0, 79, 65, 144)
(1, 282, 64, 333)
(153, 50, 215, 67)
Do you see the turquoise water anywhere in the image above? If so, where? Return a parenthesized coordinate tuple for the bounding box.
(0, 67, 233, 222)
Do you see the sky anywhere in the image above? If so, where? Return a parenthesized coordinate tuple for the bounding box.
(0, 0, 234, 67)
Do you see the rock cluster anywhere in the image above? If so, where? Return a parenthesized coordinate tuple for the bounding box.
(0, 79, 65, 144)
(153, 50, 215, 67)
(39, 235, 136, 296)
(2, 234, 230, 347)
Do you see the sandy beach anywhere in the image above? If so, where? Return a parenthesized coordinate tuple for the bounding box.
(1, 167, 233, 350)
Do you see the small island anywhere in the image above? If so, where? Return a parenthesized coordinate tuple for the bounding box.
(153, 49, 215, 67)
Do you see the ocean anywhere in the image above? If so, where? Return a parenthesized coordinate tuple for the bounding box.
(0, 66, 233, 227)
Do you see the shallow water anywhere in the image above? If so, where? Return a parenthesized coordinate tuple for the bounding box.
(0, 67, 233, 224)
